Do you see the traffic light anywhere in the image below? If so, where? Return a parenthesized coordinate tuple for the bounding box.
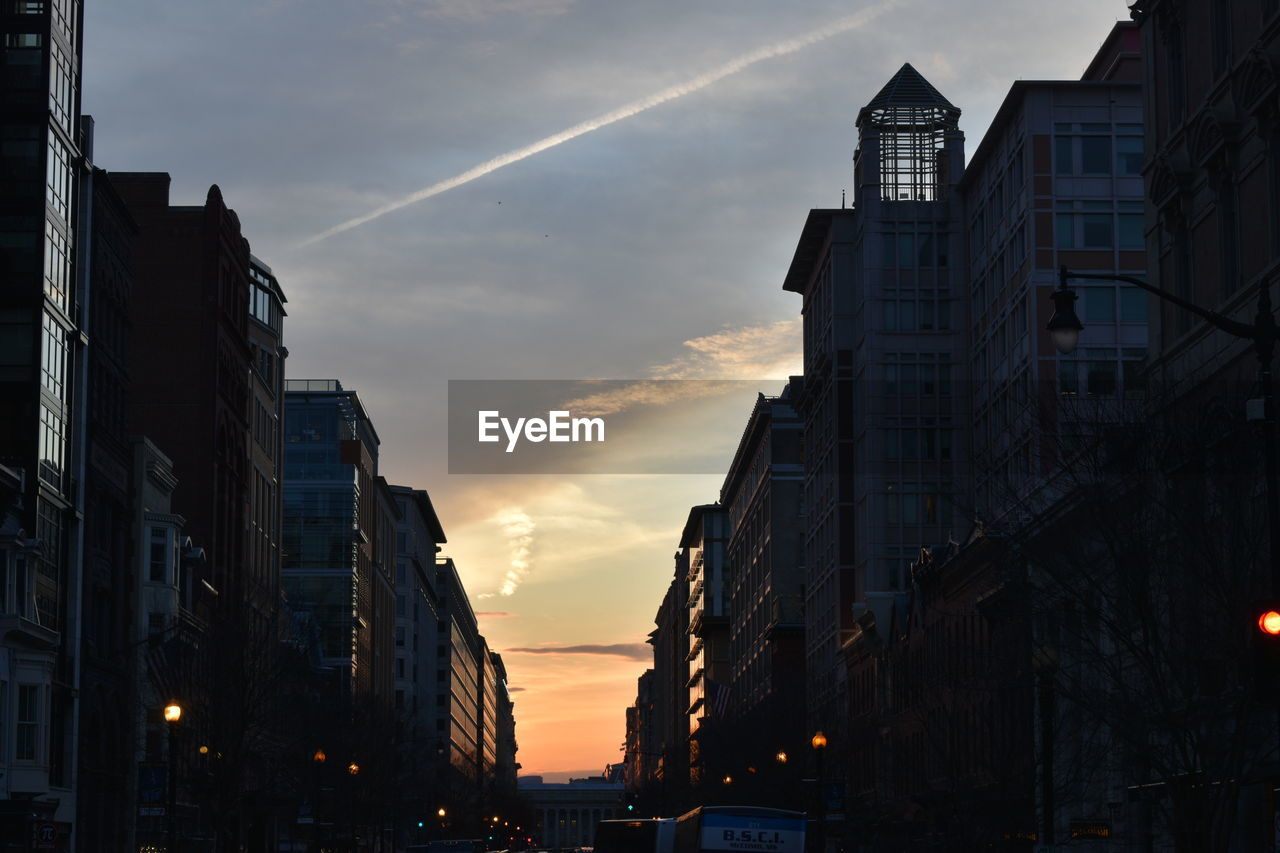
(1253, 601, 1280, 701)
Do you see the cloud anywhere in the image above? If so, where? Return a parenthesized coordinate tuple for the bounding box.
(495, 507, 536, 596)
(554, 320, 801, 416)
(505, 643, 652, 661)
(476, 611, 515, 618)
(652, 319, 802, 380)
(508, 686, 527, 692)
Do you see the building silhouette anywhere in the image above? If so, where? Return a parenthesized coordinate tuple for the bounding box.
(0, 0, 88, 840)
(783, 61, 967, 758)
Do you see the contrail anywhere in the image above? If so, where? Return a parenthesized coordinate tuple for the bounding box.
(298, 1, 896, 248)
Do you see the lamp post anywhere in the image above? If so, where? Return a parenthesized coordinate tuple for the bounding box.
(164, 702, 182, 853)
(810, 732, 827, 853)
(1052, 266, 1280, 593)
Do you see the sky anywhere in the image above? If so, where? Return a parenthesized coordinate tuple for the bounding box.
(84, 0, 1134, 780)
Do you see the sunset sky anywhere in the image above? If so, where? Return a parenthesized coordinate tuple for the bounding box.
(85, 0, 1133, 780)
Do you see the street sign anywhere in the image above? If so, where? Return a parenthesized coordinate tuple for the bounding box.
(139, 807, 165, 817)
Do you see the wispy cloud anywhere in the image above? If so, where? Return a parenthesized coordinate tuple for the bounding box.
(495, 508, 536, 596)
(297, 1, 897, 246)
(651, 319, 802, 380)
(505, 643, 652, 661)
(508, 686, 527, 693)
(556, 320, 801, 416)
(476, 610, 515, 618)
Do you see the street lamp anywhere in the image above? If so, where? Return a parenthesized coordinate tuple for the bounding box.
(164, 702, 182, 853)
(775, 750, 788, 764)
(1053, 266, 1280, 591)
(811, 732, 828, 853)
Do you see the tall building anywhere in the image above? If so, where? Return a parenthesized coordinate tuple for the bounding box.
(112, 174, 258, 613)
(282, 379, 384, 701)
(681, 504, 729, 788)
(783, 63, 967, 745)
(77, 161, 140, 851)
(719, 387, 806, 776)
(0, 0, 87, 840)
(957, 22, 1145, 517)
(245, 255, 287, 623)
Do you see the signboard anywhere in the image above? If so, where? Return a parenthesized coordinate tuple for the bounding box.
(32, 822, 57, 850)
(699, 814, 805, 853)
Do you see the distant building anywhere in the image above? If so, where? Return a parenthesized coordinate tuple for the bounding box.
(680, 504, 729, 788)
(490, 651, 520, 812)
(647, 561, 689, 812)
(390, 483, 447, 830)
(518, 776, 625, 848)
(718, 388, 806, 784)
(437, 556, 485, 822)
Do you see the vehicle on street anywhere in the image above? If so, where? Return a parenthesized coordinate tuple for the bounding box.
(673, 807, 805, 853)
(594, 818, 676, 853)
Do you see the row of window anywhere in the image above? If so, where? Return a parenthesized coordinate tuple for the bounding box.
(881, 232, 950, 269)
(883, 418, 954, 461)
(1053, 126, 1143, 176)
(1055, 201, 1144, 250)
(882, 296, 952, 331)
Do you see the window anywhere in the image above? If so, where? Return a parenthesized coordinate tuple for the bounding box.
(38, 404, 64, 488)
(396, 626, 406, 647)
(49, 40, 75, 136)
(1118, 203, 1144, 249)
(1119, 288, 1146, 322)
(1087, 353, 1117, 396)
(396, 594, 406, 617)
(149, 526, 171, 583)
(1084, 288, 1116, 322)
(40, 221, 68, 303)
(1059, 360, 1080, 395)
(1080, 137, 1111, 174)
(46, 136, 72, 223)
(396, 657, 406, 678)
(1116, 135, 1143, 175)
(1055, 137, 1073, 174)
(40, 312, 67, 400)
(1056, 201, 1120, 249)
(16, 684, 39, 761)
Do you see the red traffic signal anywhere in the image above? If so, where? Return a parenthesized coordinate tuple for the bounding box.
(1253, 602, 1280, 702)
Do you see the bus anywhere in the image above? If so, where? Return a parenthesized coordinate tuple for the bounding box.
(673, 807, 805, 853)
(593, 818, 676, 853)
